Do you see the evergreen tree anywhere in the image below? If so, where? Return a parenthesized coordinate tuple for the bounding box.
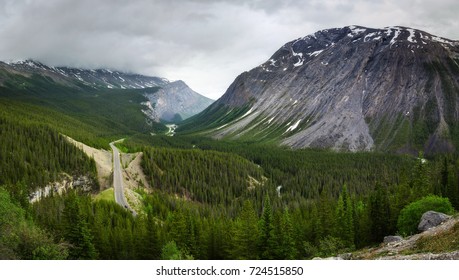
(231, 200, 260, 259)
(258, 195, 275, 259)
(62, 192, 98, 259)
(139, 211, 160, 259)
(411, 153, 432, 198)
(317, 189, 335, 238)
(369, 184, 391, 243)
(280, 208, 297, 259)
(334, 185, 354, 248)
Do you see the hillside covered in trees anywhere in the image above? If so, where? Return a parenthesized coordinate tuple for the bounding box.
(2, 89, 459, 259)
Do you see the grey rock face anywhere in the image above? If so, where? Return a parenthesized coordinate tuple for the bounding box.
(29, 174, 94, 203)
(383, 235, 404, 244)
(418, 211, 451, 232)
(200, 26, 459, 152)
(143, 80, 214, 122)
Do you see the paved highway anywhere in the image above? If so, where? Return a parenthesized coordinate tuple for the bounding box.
(110, 141, 136, 216)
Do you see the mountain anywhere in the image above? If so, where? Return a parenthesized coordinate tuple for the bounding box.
(0, 59, 212, 122)
(0, 59, 168, 89)
(180, 26, 459, 154)
(142, 80, 214, 122)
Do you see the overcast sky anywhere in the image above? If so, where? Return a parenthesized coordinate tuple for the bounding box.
(1, 0, 458, 99)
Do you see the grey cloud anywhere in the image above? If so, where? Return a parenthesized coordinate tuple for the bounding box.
(0, 0, 458, 99)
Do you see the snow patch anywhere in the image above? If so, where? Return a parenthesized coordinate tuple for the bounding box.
(384, 28, 392, 37)
(307, 50, 324, 57)
(292, 48, 304, 67)
(269, 59, 278, 67)
(293, 60, 303, 67)
(390, 28, 402, 46)
(432, 36, 454, 46)
(239, 107, 254, 119)
(216, 123, 229, 130)
(364, 32, 382, 42)
(284, 119, 301, 134)
(348, 25, 366, 37)
(407, 28, 416, 43)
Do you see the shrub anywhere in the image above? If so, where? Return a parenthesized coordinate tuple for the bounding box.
(317, 236, 347, 257)
(397, 195, 454, 236)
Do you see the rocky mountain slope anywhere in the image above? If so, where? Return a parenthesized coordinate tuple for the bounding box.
(180, 26, 459, 154)
(0, 60, 212, 122)
(142, 80, 214, 122)
(0, 59, 168, 89)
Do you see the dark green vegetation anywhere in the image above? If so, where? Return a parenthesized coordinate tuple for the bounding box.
(2, 67, 459, 259)
(397, 195, 454, 236)
(3, 114, 459, 259)
(142, 148, 265, 206)
(0, 70, 165, 148)
(0, 188, 68, 259)
(178, 104, 252, 133)
(0, 112, 97, 259)
(90, 135, 458, 259)
(0, 116, 96, 191)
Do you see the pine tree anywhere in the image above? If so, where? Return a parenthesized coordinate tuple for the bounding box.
(259, 195, 276, 259)
(280, 208, 297, 259)
(62, 192, 98, 259)
(140, 211, 161, 259)
(411, 152, 432, 198)
(231, 200, 260, 259)
(334, 185, 354, 248)
(369, 183, 391, 243)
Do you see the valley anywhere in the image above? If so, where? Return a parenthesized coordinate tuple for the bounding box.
(1, 25, 459, 260)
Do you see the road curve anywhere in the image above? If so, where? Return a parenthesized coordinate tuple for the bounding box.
(110, 141, 137, 216)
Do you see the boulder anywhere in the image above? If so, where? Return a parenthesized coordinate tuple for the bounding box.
(338, 253, 352, 260)
(383, 235, 403, 244)
(417, 211, 451, 232)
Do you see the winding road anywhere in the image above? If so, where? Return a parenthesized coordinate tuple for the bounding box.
(110, 141, 137, 216)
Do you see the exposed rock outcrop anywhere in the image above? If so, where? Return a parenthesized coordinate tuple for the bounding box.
(142, 80, 214, 122)
(29, 174, 94, 203)
(418, 211, 451, 232)
(383, 235, 404, 244)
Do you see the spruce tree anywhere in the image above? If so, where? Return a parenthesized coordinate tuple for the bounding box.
(335, 185, 354, 248)
(280, 208, 297, 259)
(369, 184, 391, 243)
(62, 192, 98, 259)
(259, 195, 276, 259)
(231, 200, 259, 259)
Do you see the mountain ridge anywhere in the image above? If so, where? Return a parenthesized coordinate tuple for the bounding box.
(179, 25, 459, 154)
(0, 59, 213, 122)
